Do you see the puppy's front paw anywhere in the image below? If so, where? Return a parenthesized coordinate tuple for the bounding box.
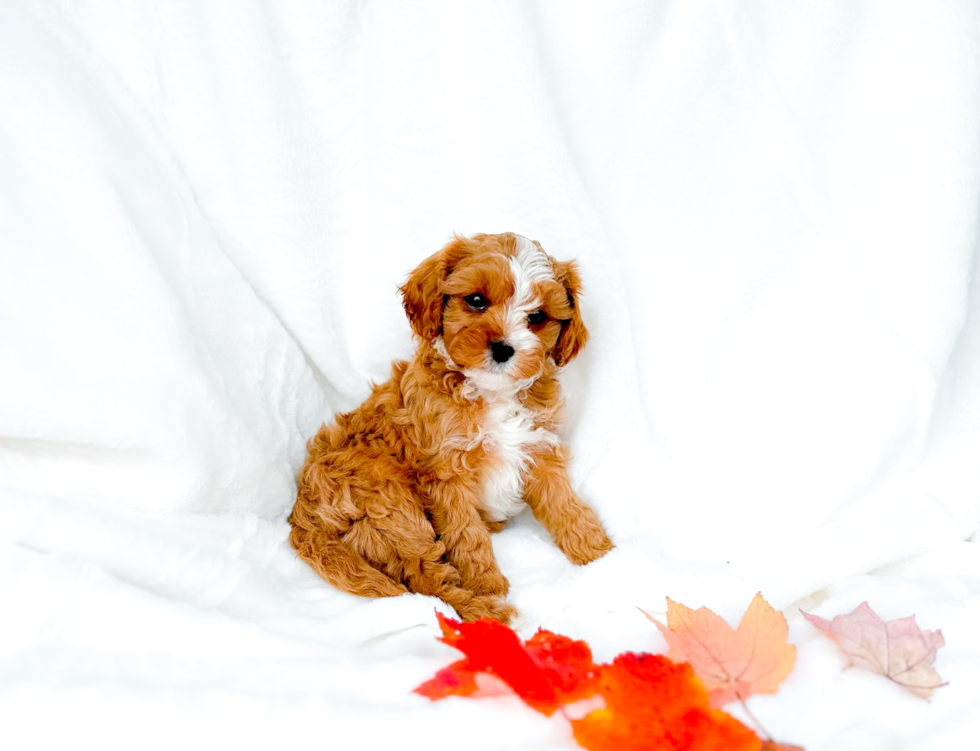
(562, 518, 614, 566)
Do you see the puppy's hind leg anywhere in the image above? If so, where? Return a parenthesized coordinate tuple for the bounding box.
(290, 526, 407, 598)
(291, 457, 410, 598)
(392, 506, 518, 624)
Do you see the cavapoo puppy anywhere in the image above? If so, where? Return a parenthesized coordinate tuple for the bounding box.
(289, 232, 612, 623)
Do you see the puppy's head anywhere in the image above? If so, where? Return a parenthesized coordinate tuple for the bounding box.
(401, 233, 588, 392)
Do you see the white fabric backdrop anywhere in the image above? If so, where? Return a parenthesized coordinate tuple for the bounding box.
(2, 2, 979, 749)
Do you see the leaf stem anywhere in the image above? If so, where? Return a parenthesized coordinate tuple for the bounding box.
(735, 690, 771, 742)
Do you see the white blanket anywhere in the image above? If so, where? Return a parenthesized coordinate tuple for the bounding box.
(2, 2, 979, 748)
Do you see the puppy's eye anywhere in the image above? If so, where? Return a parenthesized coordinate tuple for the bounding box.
(527, 310, 547, 326)
(464, 293, 488, 311)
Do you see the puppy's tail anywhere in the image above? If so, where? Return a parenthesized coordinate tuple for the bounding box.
(290, 526, 407, 598)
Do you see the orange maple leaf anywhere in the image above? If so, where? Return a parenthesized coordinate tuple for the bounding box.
(641, 593, 796, 708)
(801, 601, 947, 699)
(571, 653, 763, 751)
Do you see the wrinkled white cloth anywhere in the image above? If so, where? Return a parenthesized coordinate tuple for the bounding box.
(2, 2, 979, 749)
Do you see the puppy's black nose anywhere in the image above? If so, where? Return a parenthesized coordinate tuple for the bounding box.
(490, 341, 515, 363)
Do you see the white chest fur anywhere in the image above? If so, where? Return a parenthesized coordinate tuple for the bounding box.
(479, 394, 560, 523)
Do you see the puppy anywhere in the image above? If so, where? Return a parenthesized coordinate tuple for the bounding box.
(289, 232, 612, 623)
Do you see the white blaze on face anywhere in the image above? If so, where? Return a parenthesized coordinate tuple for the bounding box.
(505, 235, 552, 353)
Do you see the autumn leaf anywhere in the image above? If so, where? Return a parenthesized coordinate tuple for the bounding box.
(571, 653, 763, 751)
(522, 627, 602, 706)
(641, 593, 796, 707)
(801, 601, 947, 699)
(412, 658, 481, 700)
(413, 611, 598, 714)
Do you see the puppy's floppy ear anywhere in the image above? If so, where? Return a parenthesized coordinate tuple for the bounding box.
(400, 236, 472, 340)
(553, 259, 589, 366)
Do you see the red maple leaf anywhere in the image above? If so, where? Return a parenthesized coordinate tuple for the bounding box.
(413, 611, 598, 714)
